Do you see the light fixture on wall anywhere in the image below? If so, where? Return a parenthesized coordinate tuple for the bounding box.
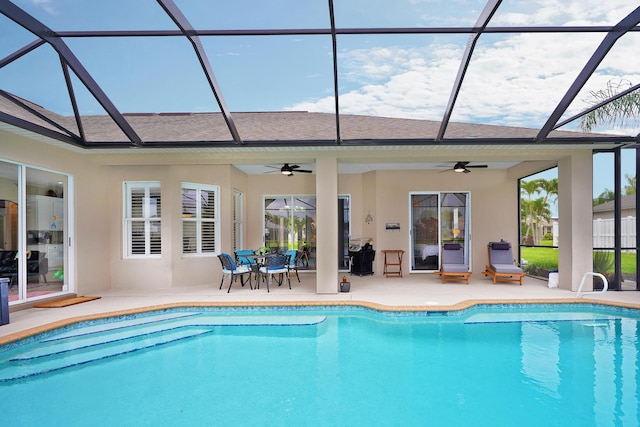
(365, 211, 373, 224)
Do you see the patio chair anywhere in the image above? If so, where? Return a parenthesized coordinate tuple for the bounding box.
(258, 253, 290, 292)
(235, 249, 259, 280)
(235, 249, 255, 266)
(482, 241, 524, 285)
(285, 250, 301, 282)
(218, 253, 253, 293)
(435, 243, 470, 284)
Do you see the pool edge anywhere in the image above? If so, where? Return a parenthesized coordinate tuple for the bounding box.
(2, 298, 640, 346)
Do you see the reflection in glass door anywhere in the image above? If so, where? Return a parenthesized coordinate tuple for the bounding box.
(264, 195, 350, 270)
(264, 197, 315, 253)
(0, 162, 19, 300)
(441, 193, 469, 267)
(410, 192, 470, 272)
(0, 161, 68, 303)
(411, 193, 440, 270)
(26, 168, 67, 298)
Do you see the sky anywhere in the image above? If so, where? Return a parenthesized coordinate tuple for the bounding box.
(1, 0, 639, 197)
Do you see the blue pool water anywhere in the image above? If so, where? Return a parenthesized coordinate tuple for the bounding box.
(1, 305, 639, 426)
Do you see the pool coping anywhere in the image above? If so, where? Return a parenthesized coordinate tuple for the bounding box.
(2, 297, 640, 346)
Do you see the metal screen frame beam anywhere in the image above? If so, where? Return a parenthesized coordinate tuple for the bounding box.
(437, 0, 502, 140)
(328, 0, 342, 144)
(0, 1, 142, 146)
(536, 6, 640, 142)
(157, 0, 242, 144)
(0, 111, 84, 147)
(0, 89, 81, 141)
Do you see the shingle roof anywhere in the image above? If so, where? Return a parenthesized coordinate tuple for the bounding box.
(0, 94, 617, 148)
(593, 194, 636, 213)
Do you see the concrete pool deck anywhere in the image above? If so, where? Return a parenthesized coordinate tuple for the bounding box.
(3, 273, 640, 344)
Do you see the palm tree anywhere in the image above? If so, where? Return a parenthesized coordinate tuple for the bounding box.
(593, 188, 616, 206)
(530, 198, 552, 244)
(579, 79, 640, 132)
(539, 178, 558, 210)
(624, 173, 636, 195)
(520, 179, 541, 244)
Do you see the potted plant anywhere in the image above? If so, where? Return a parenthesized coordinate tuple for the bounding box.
(340, 276, 350, 292)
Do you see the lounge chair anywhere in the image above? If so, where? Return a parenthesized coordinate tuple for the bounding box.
(435, 243, 470, 284)
(218, 253, 253, 293)
(482, 241, 524, 285)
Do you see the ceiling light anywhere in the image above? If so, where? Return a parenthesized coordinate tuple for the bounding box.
(282, 170, 292, 176)
(453, 163, 466, 173)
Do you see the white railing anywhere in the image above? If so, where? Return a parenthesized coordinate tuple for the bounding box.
(576, 272, 608, 298)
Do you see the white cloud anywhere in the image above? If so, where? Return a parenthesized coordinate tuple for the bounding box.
(285, 0, 639, 130)
(26, 0, 58, 15)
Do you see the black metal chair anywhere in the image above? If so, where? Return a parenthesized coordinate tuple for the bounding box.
(258, 253, 290, 292)
(285, 250, 301, 282)
(218, 253, 253, 293)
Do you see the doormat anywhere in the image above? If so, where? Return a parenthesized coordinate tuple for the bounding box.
(34, 296, 101, 308)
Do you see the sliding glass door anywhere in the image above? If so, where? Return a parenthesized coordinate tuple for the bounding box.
(410, 192, 470, 272)
(0, 160, 70, 303)
(264, 195, 350, 269)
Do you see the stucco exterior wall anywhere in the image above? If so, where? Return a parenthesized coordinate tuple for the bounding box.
(0, 131, 111, 295)
(1, 132, 596, 295)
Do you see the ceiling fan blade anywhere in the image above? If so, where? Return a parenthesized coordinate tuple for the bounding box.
(296, 169, 312, 173)
(466, 164, 488, 168)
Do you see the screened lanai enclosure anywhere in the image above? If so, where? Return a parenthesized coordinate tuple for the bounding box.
(1, 0, 640, 299)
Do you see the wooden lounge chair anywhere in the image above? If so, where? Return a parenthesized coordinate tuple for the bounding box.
(482, 241, 524, 285)
(435, 243, 470, 284)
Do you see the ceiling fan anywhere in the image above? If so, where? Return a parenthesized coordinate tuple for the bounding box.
(440, 161, 488, 174)
(265, 163, 313, 176)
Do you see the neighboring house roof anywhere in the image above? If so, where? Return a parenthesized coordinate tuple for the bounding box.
(592, 194, 636, 213)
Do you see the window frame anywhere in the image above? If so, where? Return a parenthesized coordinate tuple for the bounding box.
(123, 181, 162, 258)
(233, 189, 243, 252)
(181, 182, 220, 256)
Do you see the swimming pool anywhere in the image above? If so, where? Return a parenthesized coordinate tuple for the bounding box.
(1, 303, 639, 426)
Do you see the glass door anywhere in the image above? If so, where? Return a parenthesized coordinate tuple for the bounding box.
(410, 193, 440, 271)
(410, 192, 470, 272)
(264, 195, 350, 269)
(440, 193, 470, 267)
(1, 161, 69, 303)
(26, 168, 67, 298)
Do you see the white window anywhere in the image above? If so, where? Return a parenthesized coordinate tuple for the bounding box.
(124, 182, 161, 257)
(233, 190, 243, 252)
(182, 183, 219, 255)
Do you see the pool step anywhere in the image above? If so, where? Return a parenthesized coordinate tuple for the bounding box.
(40, 312, 202, 342)
(0, 325, 212, 382)
(0, 315, 327, 382)
(464, 312, 617, 324)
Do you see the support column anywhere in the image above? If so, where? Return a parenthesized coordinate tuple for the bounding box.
(315, 156, 339, 293)
(558, 152, 593, 291)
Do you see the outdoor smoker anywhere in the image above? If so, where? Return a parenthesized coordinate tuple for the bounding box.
(348, 238, 375, 276)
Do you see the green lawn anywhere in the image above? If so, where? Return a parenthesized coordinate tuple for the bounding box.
(520, 241, 636, 275)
